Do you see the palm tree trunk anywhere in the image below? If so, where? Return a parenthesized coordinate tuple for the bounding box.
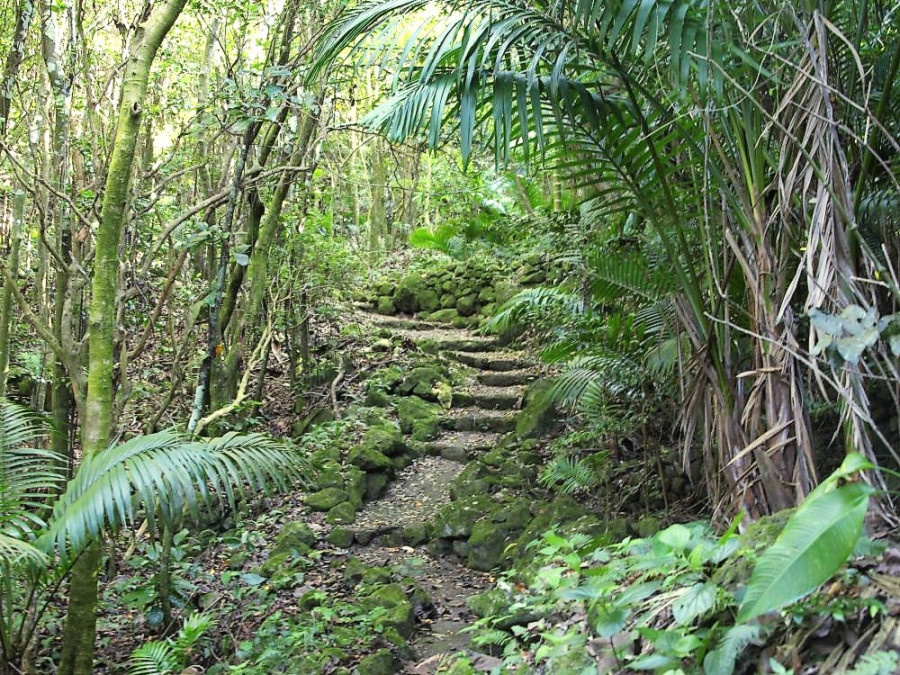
(57, 1, 188, 672)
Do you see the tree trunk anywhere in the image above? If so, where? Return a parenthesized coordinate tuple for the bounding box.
(58, 2, 188, 672)
(0, 190, 25, 398)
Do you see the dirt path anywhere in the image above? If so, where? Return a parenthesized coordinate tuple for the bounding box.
(349, 312, 542, 672)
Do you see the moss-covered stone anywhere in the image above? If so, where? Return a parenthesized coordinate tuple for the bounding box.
(456, 294, 478, 317)
(348, 446, 393, 471)
(260, 551, 297, 577)
(343, 557, 367, 586)
(467, 588, 538, 629)
(345, 466, 367, 507)
(440, 293, 457, 309)
(363, 388, 391, 407)
(515, 379, 558, 439)
(394, 273, 438, 314)
(358, 424, 408, 458)
(291, 406, 336, 438)
(305, 488, 349, 512)
(357, 648, 399, 675)
(327, 527, 354, 548)
(397, 396, 441, 441)
(398, 366, 449, 400)
(365, 471, 390, 501)
(401, 522, 429, 546)
(635, 515, 661, 538)
(272, 522, 318, 554)
(449, 462, 497, 499)
(427, 308, 461, 323)
(326, 501, 356, 525)
(433, 495, 494, 539)
(376, 296, 396, 315)
(362, 583, 415, 637)
(314, 461, 345, 490)
(466, 499, 532, 570)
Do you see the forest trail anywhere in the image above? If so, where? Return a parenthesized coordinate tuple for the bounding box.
(349, 312, 542, 673)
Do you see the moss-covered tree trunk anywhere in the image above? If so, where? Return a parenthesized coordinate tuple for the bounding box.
(57, 2, 188, 672)
(0, 190, 25, 398)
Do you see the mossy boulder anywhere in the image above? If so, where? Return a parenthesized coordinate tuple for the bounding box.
(291, 406, 336, 438)
(397, 396, 441, 441)
(357, 648, 399, 675)
(343, 557, 368, 586)
(450, 462, 497, 499)
(376, 296, 396, 315)
(345, 467, 367, 507)
(362, 583, 415, 637)
(348, 446, 393, 472)
(260, 551, 295, 577)
(326, 501, 357, 525)
(394, 274, 437, 314)
(305, 488, 349, 512)
(358, 424, 408, 458)
(327, 527, 354, 548)
(401, 522, 429, 546)
(456, 294, 478, 317)
(398, 366, 449, 400)
(427, 308, 461, 323)
(515, 379, 558, 440)
(440, 293, 457, 309)
(363, 388, 391, 407)
(365, 471, 390, 501)
(467, 499, 532, 570)
(468, 587, 538, 630)
(433, 495, 494, 539)
(314, 461, 345, 490)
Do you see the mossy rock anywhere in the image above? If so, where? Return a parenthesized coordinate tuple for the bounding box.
(456, 294, 478, 317)
(398, 366, 449, 401)
(394, 273, 435, 314)
(327, 527, 354, 548)
(365, 471, 390, 501)
(260, 551, 297, 577)
(357, 648, 399, 675)
(348, 446, 393, 471)
(305, 488, 349, 512)
(362, 583, 415, 637)
(433, 495, 494, 539)
(367, 366, 405, 394)
(478, 287, 496, 303)
(375, 281, 394, 296)
(383, 627, 415, 660)
(515, 379, 558, 440)
(425, 308, 459, 323)
(343, 557, 368, 586)
(467, 588, 538, 630)
(363, 566, 394, 585)
(326, 501, 357, 525)
(440, 293, 458, 309)
(358, 424, 408, 458)
(449, 462, 497, 499)
(466, 499, 532, 571)
(363, 388, 391, 407)
(635, 515, 662, 538)
(345, 467, 367, 507)
(314, 461, 345, 490)
(401, 522, 429, 546)
(376, 296, 396, 315)
(397, 396, 441, 441)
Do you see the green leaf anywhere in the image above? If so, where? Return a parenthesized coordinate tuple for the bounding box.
(656, 523, 691, 551)
(703, 624, 764, 675)
(241, 572, 266, 586)
(234, 253, 250, 266)
(737, 482, 873, 622)
(672, 582, 717, 625)
(590, 604, 628, 638)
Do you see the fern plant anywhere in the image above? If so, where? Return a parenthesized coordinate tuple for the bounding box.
(538, 455, 603, 495)
(129, 612, 215, 675)
(0, 397, 307, 671)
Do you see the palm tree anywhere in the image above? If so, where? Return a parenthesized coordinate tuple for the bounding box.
(313, 0, 900, 520)
(0, 398, 306, 673)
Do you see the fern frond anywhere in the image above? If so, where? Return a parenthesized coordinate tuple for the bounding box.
(128, 641, 178, 675)
(485, 286, 584, 334)
(539, 456, 601, 495)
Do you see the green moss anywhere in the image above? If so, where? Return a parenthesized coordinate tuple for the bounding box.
(326, 501, 357, 525)
(515, 379, 558, 440)
(376, 296, 396, 315)
(401, 522, 429, 546)
(433, 495, 494, 539)
(314, 461, 345, 490)
(635, 515, 661, 538)
(348, 446, 393, 471)
(356, 648, 399, 675)
(397, 396, 441, 441)
(440, 293, 457, 309)
(271, 522, 318, 555)
(427, 308, 461, 323)
(327, 527, 354, 548)
(365, 471, 390, 501)
(456, 294, 478, 317)
(345, 466, 366, 507)
(358, 424, 408, 458)
(343, 557, 367, 586)
(398, 365, 449, 400)
(305, 488, 349, 512)
(362, 583, 415, 637)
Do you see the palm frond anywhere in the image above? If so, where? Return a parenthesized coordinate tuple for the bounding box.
(539, 455, 601, 495)
(129, 641, 178, 675)
(38, 432, 305, 558)
(485, 286, 584, 334)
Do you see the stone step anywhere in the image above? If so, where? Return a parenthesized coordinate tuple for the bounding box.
(450, 351, 534, 372)
(423, 431, 504, 462)
(369, 316, 440, 331)
(412, 335, 500, 352)
(440, 408, 517, 434)
(476, 369, 540, 387)
(453, 385, 524, 411)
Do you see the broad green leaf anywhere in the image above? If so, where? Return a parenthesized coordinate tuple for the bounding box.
(808, 308, 843, 336)
(656, 523, 691, 551)
(672, 582, 717, 625)
(737, 482, 873, 622)
(241, 572, 266, 586)
(590, 604, 628, 638)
